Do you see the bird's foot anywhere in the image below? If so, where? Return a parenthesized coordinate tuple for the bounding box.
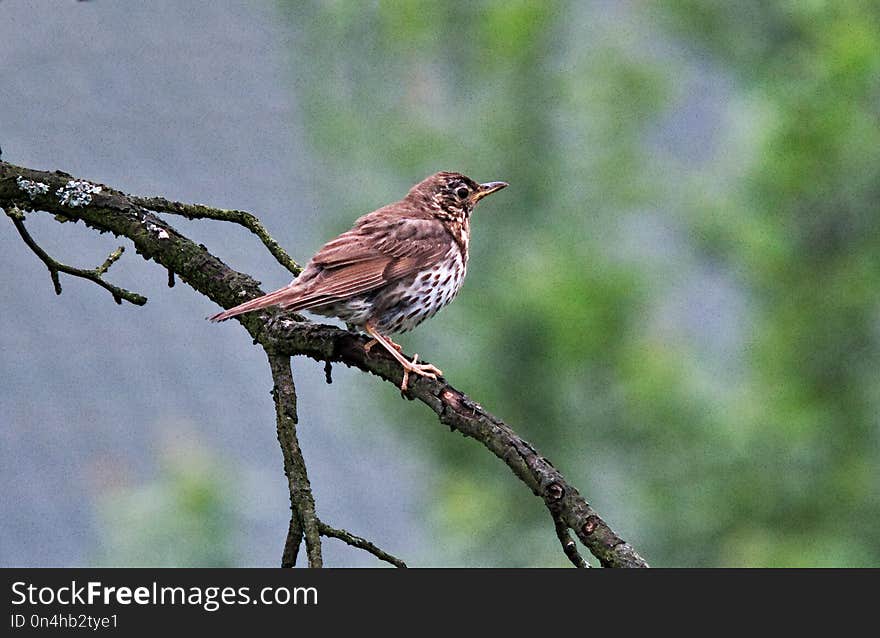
(399, 354, 443, 393)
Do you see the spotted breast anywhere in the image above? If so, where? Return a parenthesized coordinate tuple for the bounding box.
(369, 245, 467, 334)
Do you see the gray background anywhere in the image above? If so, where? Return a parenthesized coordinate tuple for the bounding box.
(1, 1, 429, 566)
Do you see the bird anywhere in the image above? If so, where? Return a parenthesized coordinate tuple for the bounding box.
(209, 171, 508, 391)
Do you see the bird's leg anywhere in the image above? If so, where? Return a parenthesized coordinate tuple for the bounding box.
(363, 337, 402, 355)
(364, 322, 443, 392)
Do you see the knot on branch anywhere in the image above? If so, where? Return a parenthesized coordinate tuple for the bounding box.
(582, 516, 600, 536)
(546, 482, 565, 502)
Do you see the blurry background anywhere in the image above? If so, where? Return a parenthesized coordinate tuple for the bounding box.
(1, 1, 878, 567)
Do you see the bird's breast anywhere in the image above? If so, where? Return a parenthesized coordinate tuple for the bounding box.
(373, 245, 467, 334)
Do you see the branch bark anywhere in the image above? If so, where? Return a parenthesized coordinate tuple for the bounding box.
(318, 522, 407, 568)
(5, 204, 146, 305)
(131, 195, 302, 276)
(267, 352, 322, 568)
(1, 161, 648, 568)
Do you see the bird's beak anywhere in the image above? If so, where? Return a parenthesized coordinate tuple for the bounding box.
(474, 181, 508, 202)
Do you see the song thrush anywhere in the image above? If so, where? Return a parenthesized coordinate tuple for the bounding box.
(209, 172, 507, 391)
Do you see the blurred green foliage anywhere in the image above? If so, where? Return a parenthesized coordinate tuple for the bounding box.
(95, 435, 238, 567)
(279, 0, 880, 566)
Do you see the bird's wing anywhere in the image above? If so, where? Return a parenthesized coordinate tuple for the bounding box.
(280, 215, 449, 311)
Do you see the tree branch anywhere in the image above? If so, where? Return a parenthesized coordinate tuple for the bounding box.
(282, 509, 304, 568)
(318, 522, 407, 568)
(131, 195, 301, 276)
(0, 160, 648, 568)
(267, 352, 322, 568)
(261, 322, 647, 567)
(5, 205, 146, 305)
(554, 513, 589, 568)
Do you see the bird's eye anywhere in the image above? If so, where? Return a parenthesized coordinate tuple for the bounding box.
(455, 187, 469, 199)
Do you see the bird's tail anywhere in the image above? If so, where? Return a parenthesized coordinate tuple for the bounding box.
(208, 285, 298, 322)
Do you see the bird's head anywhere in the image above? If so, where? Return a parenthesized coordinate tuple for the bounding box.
(408, 171, 508, 220)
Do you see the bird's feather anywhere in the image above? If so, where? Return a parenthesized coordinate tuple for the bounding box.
(209, 211, 452, 322)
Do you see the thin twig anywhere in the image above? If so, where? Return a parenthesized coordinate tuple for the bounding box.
(554, 514, 589, 568)
(5, 206, 146, 305)
(318, 521, 407, 568)
(131, 196, 302, 275)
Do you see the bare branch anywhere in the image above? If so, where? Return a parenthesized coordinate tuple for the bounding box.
(282, 508, 304, 568)
(94, 245, 125, 276)
(318, 521, 407, 568)
(262, 320, 649, 568)
(131, 195, 302, 276)
(5, 205, 146, 305)
(267, 352, 322, 568)
(554, 513, 589, 568)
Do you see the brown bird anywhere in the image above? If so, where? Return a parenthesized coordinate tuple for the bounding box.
(209, 172, 507, 390)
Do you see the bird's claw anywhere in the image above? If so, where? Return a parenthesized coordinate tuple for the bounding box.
(399, 353, 443, 392)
